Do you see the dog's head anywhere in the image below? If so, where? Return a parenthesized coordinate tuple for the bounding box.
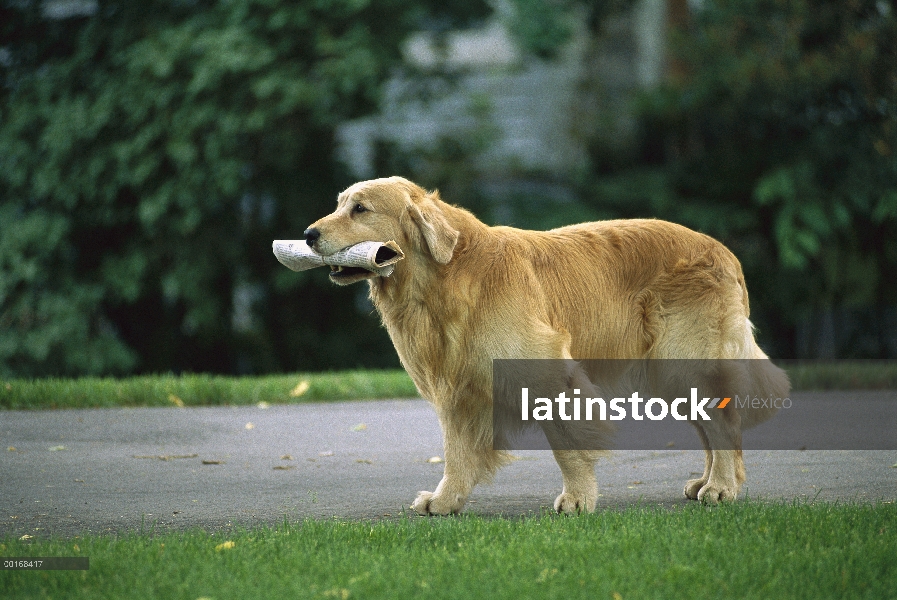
(304, 176, 459, 285)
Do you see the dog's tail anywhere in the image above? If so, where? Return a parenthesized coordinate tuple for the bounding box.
(737, 318, 791, 429)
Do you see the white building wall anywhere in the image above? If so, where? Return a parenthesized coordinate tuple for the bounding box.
(337, 0, 667, 180)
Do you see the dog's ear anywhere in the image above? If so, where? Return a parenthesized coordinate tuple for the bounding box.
(407, 194, 459, 264)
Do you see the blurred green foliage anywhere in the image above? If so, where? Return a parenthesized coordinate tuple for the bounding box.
(391, 0, 897, 359)
(0, 0, 490, 376)
(591, 0, 897, 358)
(1, 0, 895, 376)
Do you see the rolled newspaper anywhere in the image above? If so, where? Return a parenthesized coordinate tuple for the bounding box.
(272, 240, 405, 277)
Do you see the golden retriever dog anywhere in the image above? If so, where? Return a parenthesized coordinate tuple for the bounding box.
(304, 176, 789, 515)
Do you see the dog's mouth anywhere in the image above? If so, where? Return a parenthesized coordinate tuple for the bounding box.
(328, 265, 378, 285)
(326, 246, 400, 286)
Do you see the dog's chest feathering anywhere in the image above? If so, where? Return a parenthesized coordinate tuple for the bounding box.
(371, 277, 478, 402)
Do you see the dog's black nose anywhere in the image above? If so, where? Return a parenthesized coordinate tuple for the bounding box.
(304, 228, 320, 247)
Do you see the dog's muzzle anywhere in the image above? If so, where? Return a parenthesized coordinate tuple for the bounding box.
(304, 228, 320, 248)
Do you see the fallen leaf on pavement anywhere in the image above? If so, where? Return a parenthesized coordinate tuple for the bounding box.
(133, 454, 198, 461)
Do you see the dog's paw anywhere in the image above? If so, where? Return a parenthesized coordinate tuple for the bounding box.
(695, 482, 738, 504)
(553, 490, 596, 515)
(410, 491, 464, 516)
(683, 477, 706, 500)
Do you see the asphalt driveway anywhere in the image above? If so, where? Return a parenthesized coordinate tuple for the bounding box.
(1, 397, 894, 538)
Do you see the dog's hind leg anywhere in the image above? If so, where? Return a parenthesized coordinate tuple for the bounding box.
(684, 424, 713, 500)
(683, 362, 747, 503)
(684, 422, 746, 503)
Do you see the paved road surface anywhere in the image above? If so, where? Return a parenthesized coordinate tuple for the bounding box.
(1, 398, 894, 538)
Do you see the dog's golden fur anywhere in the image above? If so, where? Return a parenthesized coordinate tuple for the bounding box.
(306, 176, 790, 514)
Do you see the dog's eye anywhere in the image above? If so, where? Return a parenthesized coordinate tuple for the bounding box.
(353, 204, 367, 214)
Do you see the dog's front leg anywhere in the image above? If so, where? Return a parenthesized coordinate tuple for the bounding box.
(552, 450, 599, 514)
(410, 452, 474, 516)
(411, 406, 506, 516)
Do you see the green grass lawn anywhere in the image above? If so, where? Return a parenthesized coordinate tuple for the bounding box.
(0, 370, 419, 410)
(1, 501, 894, 599)
(2, 361, 895, 410)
